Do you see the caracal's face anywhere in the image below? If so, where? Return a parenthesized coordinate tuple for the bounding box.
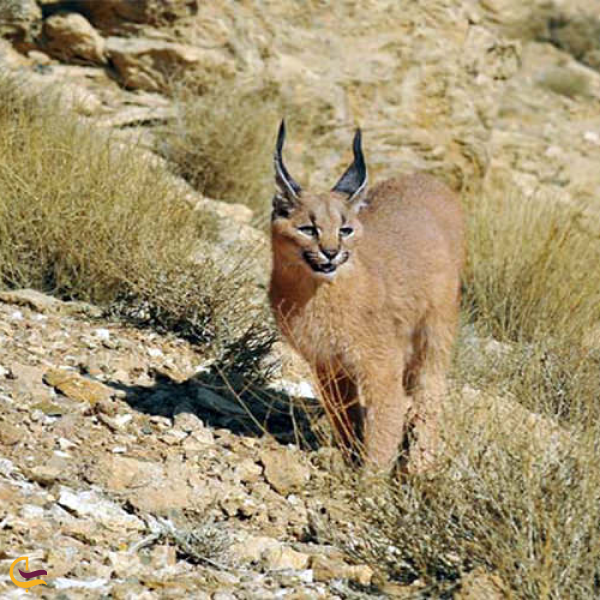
(271, 191, 363, 282)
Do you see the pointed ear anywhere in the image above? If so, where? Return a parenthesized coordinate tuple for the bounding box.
(332, 128, 368, 206)
(274, 119, 301, 204)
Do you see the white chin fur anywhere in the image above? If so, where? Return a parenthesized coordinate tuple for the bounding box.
(312, 270, 337, 282)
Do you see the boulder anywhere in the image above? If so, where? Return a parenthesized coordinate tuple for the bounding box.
(43, 12, 105, 64)
(78, 0, 198, 33)
(311, 555, 374, 585)
(57, 487, 144, 531)
(262, 546, 310, 571)
(0, 288, 62, 313)
(260, 448, 311, 496)
(105, 36, 233, 92)
(44, 368, 114, 405)
(0, 0, 41, 49)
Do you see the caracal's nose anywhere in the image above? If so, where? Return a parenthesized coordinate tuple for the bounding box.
(321, 247, 339, 260)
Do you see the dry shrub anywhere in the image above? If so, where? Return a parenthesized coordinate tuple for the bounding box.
(0, 75, 270, 354)
(0, 76, 204, 302)
(462, 191, 600, 343)
(315, 418, 600, 598)
(159, 76, 343, 227)
(158, 80, 280, 214)
(459, 189, 600, 422)
(308, 190, 600, 598)
(311, 383, 600, 597)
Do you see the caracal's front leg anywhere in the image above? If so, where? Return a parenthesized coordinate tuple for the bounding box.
(407, 368, 446, 474)
(407, 314, 456, 473)
(360, 352, 410, 471)
(316, 364, 362, 461)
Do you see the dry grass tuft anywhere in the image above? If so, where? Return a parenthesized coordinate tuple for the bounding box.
(149, 516, 234, 570)
(308, 189, 600, 598)
(462, 191, 600, 343)
(315, 422, 600, 597)
(158, 81, 280, 214)
(0, 75, 272, 357)
(0, 75, 206, 302)
(158, 76, 341, 224)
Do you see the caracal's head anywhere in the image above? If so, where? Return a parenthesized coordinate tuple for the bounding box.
(270, 121, 368, 282)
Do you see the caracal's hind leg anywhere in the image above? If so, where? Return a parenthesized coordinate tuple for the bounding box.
(361, 351, 410, 471)
(316, 364, 362, 461)
(406, 310, 457, 473)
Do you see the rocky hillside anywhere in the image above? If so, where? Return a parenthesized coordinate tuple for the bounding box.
(2, 0, 600, 205)
(0, 289, 376, 598)
(1, 1, 600, 598)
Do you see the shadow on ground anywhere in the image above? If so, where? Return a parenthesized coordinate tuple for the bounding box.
(107, 364, 322, 449)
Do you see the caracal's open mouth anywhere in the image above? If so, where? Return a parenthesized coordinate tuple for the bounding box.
(313, 262, 337, 274)
(303, 252, 349, 276)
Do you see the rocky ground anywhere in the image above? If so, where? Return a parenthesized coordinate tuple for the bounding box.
(0, 290, 561, 598)
(2, 0, 600, 597)
(0, 288, 387, 599)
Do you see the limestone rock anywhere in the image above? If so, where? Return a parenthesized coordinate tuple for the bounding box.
(234, 458, 263, 484)
(456, 568, 507, 600)
(311, 555, 374, 585)
(79, 0, 199, 33)
(0, 0, 41, 48)
(150, 544, 177, 569)
(262, 546, 310, 571)
(260, 448, 310, 496)
(230, 535, 280, 564)
(173, 404, 205, 432)
(27, 454, 71, 485)
(0, 422, 23, 446)
(193, 197, 254, 225)
(105, 36, 233, 92)
(107, 550, 144, 579)
(57, 487, 144, 530)
(0, 38, 30, 68)
(10, 363, 54, 402)
(44, 368, 114, 405)
(27, 49, 52, 65)
(43, 12, 106, 64)
(89, 454, 194, 513)
(0, 288, 63, 313)
(453, 386, 567, 451)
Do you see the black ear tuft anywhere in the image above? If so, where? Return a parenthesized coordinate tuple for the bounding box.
(274, 120, 302, 199)
(271, 192, 295, 220)
(332, 128, 368, 202)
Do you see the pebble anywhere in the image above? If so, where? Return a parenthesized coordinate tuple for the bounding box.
(58, 437, 77, 450)
(94, 328, 111, 341)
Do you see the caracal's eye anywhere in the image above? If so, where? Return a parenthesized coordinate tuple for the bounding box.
(298, 225, 319, 238)
(339, 226, 354, 238)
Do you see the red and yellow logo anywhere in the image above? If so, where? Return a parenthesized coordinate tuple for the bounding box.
(9, 556, 47, 592)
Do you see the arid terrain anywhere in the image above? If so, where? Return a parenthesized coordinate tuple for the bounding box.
(1, 1, 600, 598)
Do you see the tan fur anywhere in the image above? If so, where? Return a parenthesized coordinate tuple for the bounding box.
(269, 171, 465, 472)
